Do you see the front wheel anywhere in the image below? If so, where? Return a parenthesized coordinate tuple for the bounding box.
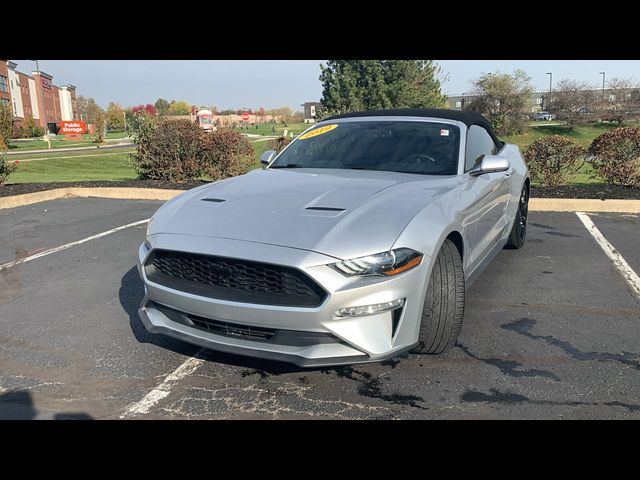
(411, 239, 465, 355)
(505, 184, 529, 249)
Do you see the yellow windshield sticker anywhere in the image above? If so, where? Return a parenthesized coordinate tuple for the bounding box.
(299, 124, 338, 140)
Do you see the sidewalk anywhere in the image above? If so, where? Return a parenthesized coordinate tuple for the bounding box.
(6, 141, 135, 156)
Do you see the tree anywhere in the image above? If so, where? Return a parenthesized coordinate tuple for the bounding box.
(467, 69, 533, 136)
(602, 77, 640, 125)
(76, 95, 88, 122)
(154, 98, 170, 116)
(548, 80, 597, 127)
(106, 102, 125, 130)
(167, 100, 192, 116)
(92, 108, 106, 143)
(85, 97, 102, 125)
(319, 60, 446, 116)
(0, 104, 14, 149)
(22, 116, 43, 138)
(132, 104, 157, 115)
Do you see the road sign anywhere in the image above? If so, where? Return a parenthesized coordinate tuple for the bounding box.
(242, 112, 250, 121)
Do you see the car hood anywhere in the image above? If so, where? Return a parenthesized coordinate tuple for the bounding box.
(150, 168, 461, 260)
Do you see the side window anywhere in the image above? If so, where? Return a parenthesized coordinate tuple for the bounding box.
(465, 125, 497, 172)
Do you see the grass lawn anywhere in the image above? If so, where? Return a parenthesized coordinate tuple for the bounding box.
(8, 153, 137, 184)
(504, 121, 639, 149)
(239, 122, 311, 137)
(9, 132, 129, 151)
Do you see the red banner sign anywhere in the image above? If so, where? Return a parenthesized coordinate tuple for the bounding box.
(242, 112, 250, 121)
(59, 121, 86, 135)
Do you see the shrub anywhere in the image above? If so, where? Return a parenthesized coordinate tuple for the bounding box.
(0, 153, 17, 185)
(200, 129, 254, 181)
(523, 135, 585, 187)
(22, 116, 44, 138)
(588, 127, 640, 187)
(266, 135, 291, 154)
(0, 104, 13, 148)
(131, 119, 205, 182)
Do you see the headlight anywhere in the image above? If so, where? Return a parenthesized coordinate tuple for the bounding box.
(329, 248, 423, 277)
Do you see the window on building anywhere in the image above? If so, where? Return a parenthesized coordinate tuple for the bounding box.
(536, 97, 543, 105)
(0, 98, 9, 107)
(455, 101, 462, 108)
(0, 76, 8, 93)
(465, 125, 498, 172)
(609, 95, 616, 102)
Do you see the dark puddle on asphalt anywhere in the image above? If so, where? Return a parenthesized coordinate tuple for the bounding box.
(461, 388, 640, 413)
(502, 318, 640, 370)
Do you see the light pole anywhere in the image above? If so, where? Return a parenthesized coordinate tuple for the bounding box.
(599, 71, 606, 94)
(32, 60, 48, 136)
(461, 93, 465, 111)
(545, 72, 552, 111)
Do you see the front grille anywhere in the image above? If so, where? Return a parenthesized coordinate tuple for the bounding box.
(145, 250, 327, 307)
(189, 314, 275, 341)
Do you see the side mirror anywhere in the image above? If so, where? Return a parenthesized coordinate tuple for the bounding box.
(260, 150, 276, 167)
(469, 155, 511, 177)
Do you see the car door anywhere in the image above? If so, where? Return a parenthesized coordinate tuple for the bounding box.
(463, 125, 511, 270)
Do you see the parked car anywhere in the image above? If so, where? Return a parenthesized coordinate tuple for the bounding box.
(137, 109, 530, 367)
(531, 111, 556, 121)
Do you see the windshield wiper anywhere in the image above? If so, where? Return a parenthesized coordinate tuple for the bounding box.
(270, 163, 305, 169)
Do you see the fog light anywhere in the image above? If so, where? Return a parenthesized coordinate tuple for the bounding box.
(335, 298, 405, 318)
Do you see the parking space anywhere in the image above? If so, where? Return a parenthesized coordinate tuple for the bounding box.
(0, 198, 638, 419)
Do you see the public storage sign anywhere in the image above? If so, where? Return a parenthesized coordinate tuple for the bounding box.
(59, 121, 86, 134)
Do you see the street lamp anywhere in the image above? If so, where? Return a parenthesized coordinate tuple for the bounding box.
(545, 72, 552, 110)
(461, 93, 465, 111)
(599, 72, 606, 94)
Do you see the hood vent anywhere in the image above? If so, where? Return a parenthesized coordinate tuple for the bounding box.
(305, 206, 345, 212)
(201, 198, 226, 203)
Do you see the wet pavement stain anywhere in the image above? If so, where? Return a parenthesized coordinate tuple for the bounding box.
(461, 388, 640, 414)
(531, 223, 556, 230)
(544, 231, 581, 238)
(458, 343, 561, 381)
(321, 366, 428, 410)
(502, 318, 640, 370)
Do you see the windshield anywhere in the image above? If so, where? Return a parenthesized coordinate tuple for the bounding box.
(199, 116, 212, 125)
(270, 120, 460, 175)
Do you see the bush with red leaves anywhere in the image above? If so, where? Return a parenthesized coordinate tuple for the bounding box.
(131, 120, 205, 182)
(588, 127, 640, 187)
(523, 135, 585, 187)
(200, 129, 254, 181)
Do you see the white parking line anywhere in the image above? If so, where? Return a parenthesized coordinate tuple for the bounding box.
(0, 219, 149, 271)
(576, 212, 640, 300)
(120, 349, 206, 418)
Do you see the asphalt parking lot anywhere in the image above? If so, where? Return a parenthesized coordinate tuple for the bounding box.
(1, 198, 639, 419)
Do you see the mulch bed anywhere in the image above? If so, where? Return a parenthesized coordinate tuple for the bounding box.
(0, 180, 208, 198)
(531, 184, 640, 200)
(1, 179, 640, 200)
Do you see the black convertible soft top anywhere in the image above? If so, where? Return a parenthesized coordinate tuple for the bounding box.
(324, 108, 503, 147)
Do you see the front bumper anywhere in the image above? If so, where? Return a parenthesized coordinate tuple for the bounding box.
(137, 234, 428, 367)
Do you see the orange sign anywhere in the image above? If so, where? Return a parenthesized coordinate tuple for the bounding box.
(59, 121, 86, 135)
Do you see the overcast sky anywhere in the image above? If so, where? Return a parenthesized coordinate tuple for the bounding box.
(11, 60, 640, 110)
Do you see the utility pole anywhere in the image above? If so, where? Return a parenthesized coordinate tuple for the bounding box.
(461, 92, 465, 111)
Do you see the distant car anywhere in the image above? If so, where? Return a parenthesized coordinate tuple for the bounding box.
(532, 111, 555, 121)
(137, 108, 530, 367)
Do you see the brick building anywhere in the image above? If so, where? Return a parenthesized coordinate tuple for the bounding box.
(0, 60, 79, 135)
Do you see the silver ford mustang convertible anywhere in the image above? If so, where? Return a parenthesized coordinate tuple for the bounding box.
(137, 109, 530, 367)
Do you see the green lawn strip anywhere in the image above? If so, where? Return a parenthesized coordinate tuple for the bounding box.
(8, 153, 137, 184)
(239, 122, 311, 137)
(10, 148, 135, 161)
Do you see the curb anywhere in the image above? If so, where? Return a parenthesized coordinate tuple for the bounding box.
(1, 187, 639, 213)
(0, 187, 183, 210)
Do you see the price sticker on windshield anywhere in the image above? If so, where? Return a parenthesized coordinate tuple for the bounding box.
(440, 129, 450, 136)
(299, 124, 338, 140)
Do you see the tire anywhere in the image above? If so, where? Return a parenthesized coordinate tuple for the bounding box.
(411, 239, 465, 355)
(505, 184, 529, 249)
